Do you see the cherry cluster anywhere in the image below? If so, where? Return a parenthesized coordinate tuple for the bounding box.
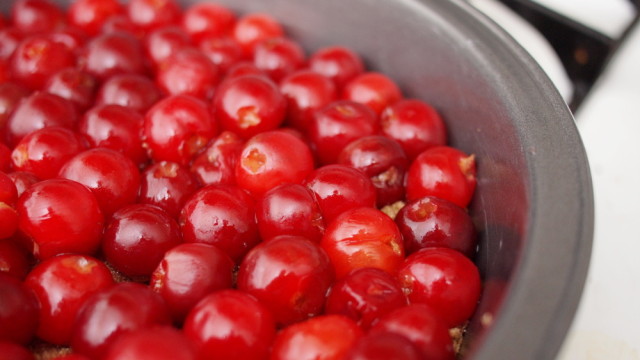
(0, 0, 482, 359)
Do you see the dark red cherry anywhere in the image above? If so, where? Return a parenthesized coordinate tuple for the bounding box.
(68, 0, 124, 36)
(126, 0, 182, 32)
(0, 342, 34, 360)
(144, 26, 192, 67)
(104, 326, 197, 360)
(0, 273, 39, 344)
(156, 48, 219, 99)
(43, 68, 98, 111)
(344, 332, 422, 360)
(10, 35, 76, 90)
(232, 13, 283, 56)
(252, 37, 304, 82)
(198, 37, 244, 74)
(342, 72, 402, 115)
(280, 70, 337, 133)
(0, 239, 31, 279)
(80, 32, 146, 80)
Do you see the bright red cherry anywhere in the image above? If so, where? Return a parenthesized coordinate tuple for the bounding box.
(212, 74, 286, 139)
(308, 100, 379, 165)
(342, 72, 402, 115)
(0, 171, 17, 206)
(138, 161, 199, 219)
(179, 185, 258, 262)
(190, 130, 244, 187)
(0, 28, 24, 61)
(252, 37, 304, 82)
(71, 282, 171, 359)
(397, 248, 481, 327)
(237, 235, 334, 326)
(156, 48, 219, 99)
(224, 61, 265, 80)
(24, 254, 114, 345)
(232, 13, 284, 56)
(43, 68, 98, 111)
(198, 37, 244, 74)
(369, 304, 455, 360)
(308, 46, 364, 89)
(280, 70, 337, 133)
(405, 146, 477, 208)
(183, 290, 276, 360)
(10, 35, 76, 90)
(102, 204, 182, 278)
(256, 183, 325, 243)
(150, 243, 233, 323)
(235, 130, 314, 195)
(104, 326, 197, 360)
(143, 94, 218, 165)
(304, 164, 377, 223)
(344, 332, 422, 360)
(0, 203, 18, 240)
(395, 196, 477, 257)
(0, 273, 39, 344)
(17, 178, 104, 260)
(270, 314, 363, 360)
(321, 207, 404, 279)
(182, 3, 236, 43)
(144, 26, 192, 67)
(68, 0, 124, 36)
(95, 73, 162, 113)
(126, 0, 182, 32)
(59, 148, 141, 217)
(11, 0, 65, 35)
(80, 32, 146, 80)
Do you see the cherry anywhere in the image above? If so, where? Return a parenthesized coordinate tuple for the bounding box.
(68, 0, 124, 36)
(232, 13, 284, 56)
(102, 204, 182, 278)
(126, 0, 181, 32)
(71, 282, 171, 359)
(6, 171, 39, 198)
(321, 207, 404, 279)
(380, 99, 447, 160)
(24, 254, 114, 345)
(337, 135, 408, 207)
(179, 185, 258, 262)
(183, 290, 276, 360)
(138, 161, 199, 219)
(405, 145, 477, 208)
(0, 342, 35, 360)
(143, 26, 192, 67)
(156, 48, 219, 99)
(17, 178, 104, 260)
(0, 171, 18, 206)
(342, 72, 402, 115)
(237, 235, 334, 325)
(344, 332, 422, 360)
(0, 82, 30, 133)
(100, 15, 139, 37)
(224, 61, 265, 79)
(198, 37, 244, 74)
(0, 239, 31, 279)
(80, 31, 146, 80)
(143, 94, 218, 165)
(0, 144, 10, 172)
(270, 314, 363, 360)
(95, 73, 162, 113)
(308, 46, 365, 89)
(235, 130, 315, 195)
(0, 203, 18, 240)
(212, 74, 286, 139)
(395, 196, 477, 257)
(304, 164, 377, 223)
(256, 183, 325, 243)
(280, 70, 337, 133)
(182, 3, 236, 43)
(308, 100, 379, 165)
(43, 68, 98, 111)
(150, 243, 234, 323)
(11, 127, 87, 180)
(0, 273, 39, 344)
(10, 34, 75, 90)
(325, 267, 406, 329)
(78, 104, 148, 165)
(369, 304, 455, 360)
(49, 27, 88, 53)
(11, 0, 65, 35)
(103, 326, 197, 360)
(397, 247, 481, 327)
(253, 37, 305, 82)
(58, 148, 141, 217)
(5, 92, 79, 147)
(190, 130, 244, 187)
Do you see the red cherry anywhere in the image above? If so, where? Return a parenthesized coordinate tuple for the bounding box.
(198, 37, 244, 74)
(397, 248, 481, 327)
(104, 326, 197, 360)
(280, 70, 337, 133)
(6, 171, 40, 198)
(232, 13, 284, 56)
(237, 235, 334, 325)
(126, 0, 182, 32)
(270, 314, 363, 360)
(342, 72, 402, 115)
(325, 267, 406, 329)
(395, 196, 477, 257)
(252, 37, 305, 82)
(58, 148, 140, 217)
(380, 99, 447, 160)
(150, 243, 234, 322)
(308, 46, 364, 89)
(308, 100, 379, 165)
(0, 342, 34, 360)
(405, 146, 477, 208)
(369, 304, 455, 360)
(179, 185, 259, 262)
(68, 0, 124, 36)
(235, 130, 314, 195)
(190, 130, 244, 187)
(143, 25, 192, 67)
(10, 35, 76, 90)
(0, 273, 39, 344)
(212, 74, 286, 139)
(80, 32, 146, 80)
(72, 282, 171, 359)
(182, 3, 236, 43)
(144, 95, 218, 165)
(321, 207, 404, 279)
(256, 183, 325, 243)
(139, 161, 199, 219)
(0, 82, 30, 134)
(24, 254, 114, 345)
(0, 239, 31, 279)
(102, 204, 182, 278)
(344, 332, 422, 360)
(95, 73, 162, 113)
(17, 178, 104, 260)
(156, 48, 219, 99)
(43, 68, 98, 111)
(184, 290, 276, 360)
(11, 0, 65, 35)
(304, 164, 377, 223)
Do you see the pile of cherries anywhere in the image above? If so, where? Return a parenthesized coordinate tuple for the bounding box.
(0, 0, 482, 359)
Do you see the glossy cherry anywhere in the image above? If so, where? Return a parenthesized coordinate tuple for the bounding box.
(156, 48, 219, 99)
(43, 68, 98, 111)
(344, 332, 422, 360)
(95, 73, 162, 113)
(0, 239, 31, 279)
(190, 130, 244, 187)
(102, 204, 182, 278)
(342, 72, 402, 115)
(24, 254, 114, 345)
(0, 273, 39, 344)
(126, 0, 181, 32)
(80, 31, 146, 80)
(6, 171, 39, 198)
(232, 13, 284, 56)
(280, 69, 337, 133)
(104, 326, 197, 360)
(150, 243, 234, 323)
(138, 161, 199, 219)
(181, 3, 236, 43)
(10, 34, 76, 90)
(308, 46, 364, 89)
(252, 37, 304, 82)
(11, 0, 65, 35)
(68, 0, 124, 36)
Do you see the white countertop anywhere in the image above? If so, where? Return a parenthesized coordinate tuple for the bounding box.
(471, 1, 640, 358)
